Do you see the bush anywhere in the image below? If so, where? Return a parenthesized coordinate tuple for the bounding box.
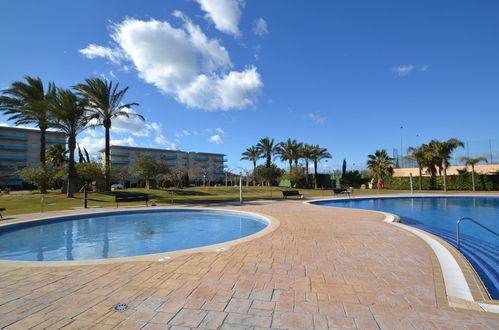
(341, 170, 368, 188)
(16, 166, 64, 192)
(384, 173, 499, 191)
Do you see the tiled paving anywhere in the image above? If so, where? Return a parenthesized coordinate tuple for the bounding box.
(0, 200, 498, 329)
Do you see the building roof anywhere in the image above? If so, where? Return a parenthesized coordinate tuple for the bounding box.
(0, 125, 65, 136)
(98, 145, 225, 156)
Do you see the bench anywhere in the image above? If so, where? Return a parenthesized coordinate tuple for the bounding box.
(282, 190, 304, 199)
(334, 187, 354, 197)
(0, 207, 5, 218)
(115, 194, 149, 207)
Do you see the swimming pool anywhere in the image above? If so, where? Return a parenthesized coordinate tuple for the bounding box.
(0, 209, 269, 262)
(312, 197, 499, 300)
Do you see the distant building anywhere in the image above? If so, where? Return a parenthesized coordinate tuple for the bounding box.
(0, 126, 67, 188)
(101, 145, 227, 185)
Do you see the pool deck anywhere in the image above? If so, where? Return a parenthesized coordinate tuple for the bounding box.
(0, 197, 498, 329)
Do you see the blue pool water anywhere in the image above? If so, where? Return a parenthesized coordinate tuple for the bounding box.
(312, 197, 499, 300)
(0, 209, 268, 261)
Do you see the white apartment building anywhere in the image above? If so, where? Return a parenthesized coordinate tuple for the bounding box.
(0, 126, 67, 188)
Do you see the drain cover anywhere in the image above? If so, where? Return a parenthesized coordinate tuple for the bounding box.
(111, 303, 130, 312)
(335, 236, 346, 239)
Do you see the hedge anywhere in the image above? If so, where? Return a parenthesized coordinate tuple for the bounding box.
(384, 173, 499, 191)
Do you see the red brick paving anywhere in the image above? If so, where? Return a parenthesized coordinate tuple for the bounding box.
(0, 201, 498, 329)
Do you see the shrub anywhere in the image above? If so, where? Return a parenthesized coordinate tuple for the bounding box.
(384, 173, 499, 191)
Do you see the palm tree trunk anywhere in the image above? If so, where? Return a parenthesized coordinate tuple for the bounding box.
(314, 160, 318, 189)
(253, 161, 256, 186)
(67, 136, 76, 198)
(443, 160, 447, 192)
(418, 167, 422, 190)
(305, 159, 309, 186)
(39, 126, 47, 194)
(104, 124, 111, 191)
(471, 164, 476, 191)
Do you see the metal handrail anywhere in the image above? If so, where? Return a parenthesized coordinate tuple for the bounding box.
(456, 217, 499, 250)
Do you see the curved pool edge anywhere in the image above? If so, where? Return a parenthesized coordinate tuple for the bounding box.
(307, 196, 499, 315)
(0, 205, 280, 267)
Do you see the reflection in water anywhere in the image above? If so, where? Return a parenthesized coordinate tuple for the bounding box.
(65, 223, 73, 261)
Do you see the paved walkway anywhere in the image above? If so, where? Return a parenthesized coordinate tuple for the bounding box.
(0, 201, 497, 329)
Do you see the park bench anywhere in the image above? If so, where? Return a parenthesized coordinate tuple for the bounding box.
(115, 194, 149, 207)
(281, 190, 304, 199)
(333, 187, 354, 197)
(0, 207, 5, 218)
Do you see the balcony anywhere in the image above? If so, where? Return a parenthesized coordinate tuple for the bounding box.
(0, 163, 26, 170)
(215, 158, 228, 162)
(110, 159, 129, 164)
(139, 152, 156, 157)
(110, 151, 130, 156)
(195, 156, 209, 161)
(200, 163, 209, 167)
(46, 138, 67, 143)
(161, 154, 178, 160)
(165, 161, 177, 166)
(216, 164, 228, 168)
(0, 144, 27, 151)
(0, 134, 27, 141)
(0, 154, 27, 161)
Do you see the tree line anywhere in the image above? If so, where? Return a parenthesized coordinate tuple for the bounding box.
(367, 138, 489, 191)
(241, 137, 331, 188)
(0, 76, 141, 197)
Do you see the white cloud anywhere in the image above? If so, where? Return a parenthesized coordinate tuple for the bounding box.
(420, 65, 429, 72)
(215, 127, 225, 134)
(112, 107, 149, 137)
(150, 122, 177, 149)
(80, 15, 262, 111)
(392, 65, 414, 76)
(111, 136, 136, 146)
(209, 134, 224, 144)
(253, 18, 268, 36)
(79, 44, 125, 64)
(307, 113, 326, 125)
(196, 0, 243, 36)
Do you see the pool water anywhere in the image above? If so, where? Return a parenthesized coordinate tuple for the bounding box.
(0, 209, 268, 262)
(313, 197, 499, 300)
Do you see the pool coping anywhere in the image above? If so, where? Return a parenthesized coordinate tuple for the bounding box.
(306, 194, 499, 315)
(0, 205, 280, 267)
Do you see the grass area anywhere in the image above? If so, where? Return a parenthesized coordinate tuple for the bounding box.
(0, 186, 495, 217)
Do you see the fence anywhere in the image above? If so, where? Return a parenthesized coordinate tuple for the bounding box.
(394, 138, 498, 168)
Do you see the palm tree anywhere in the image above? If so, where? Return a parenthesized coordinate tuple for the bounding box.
(429, 138, 464, 191)
(460, 156, 488, 191)
(277, 139, 303, 170)
(47, 88, 89, 197)
(241, 146, 260, 186)
(405, 145, 430, 190)
(256, 137, 278, 168)
(74, 78, 141, 191)
(0, 76, 55, 193)
(366, 149, 394, 187)
(310, 145, 331, 189)
(301, 144, 314, 186)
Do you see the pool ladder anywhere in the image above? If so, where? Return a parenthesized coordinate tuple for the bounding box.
(456, 217, 499, 250)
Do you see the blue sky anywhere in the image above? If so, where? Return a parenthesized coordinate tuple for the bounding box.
(1, 0, 498, 171)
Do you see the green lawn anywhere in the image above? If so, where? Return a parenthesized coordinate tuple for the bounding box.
(0, 186, 493, 216)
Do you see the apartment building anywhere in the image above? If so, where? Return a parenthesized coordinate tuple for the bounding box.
(0, 126, 67, 188)
(103, 145, 227, 184)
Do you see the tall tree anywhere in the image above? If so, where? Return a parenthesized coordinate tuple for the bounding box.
(460, 156, 488, 191)
(366, 149, 394, 187)
(241, 146, 260, 185)
(74, 78, 141, 191)
(0, 76, 55, 193)
(277, 139, 303, 170)
(256, 137, 278, 168)
(342, 159, 347, 177)
(405, 145, 432, 190)
(429, 138, 464, 191)
(310, 145, 332, 189)
(46, 144, 68, 167)
(301, 144, 314, 186)
(47, 88, 89, 197)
